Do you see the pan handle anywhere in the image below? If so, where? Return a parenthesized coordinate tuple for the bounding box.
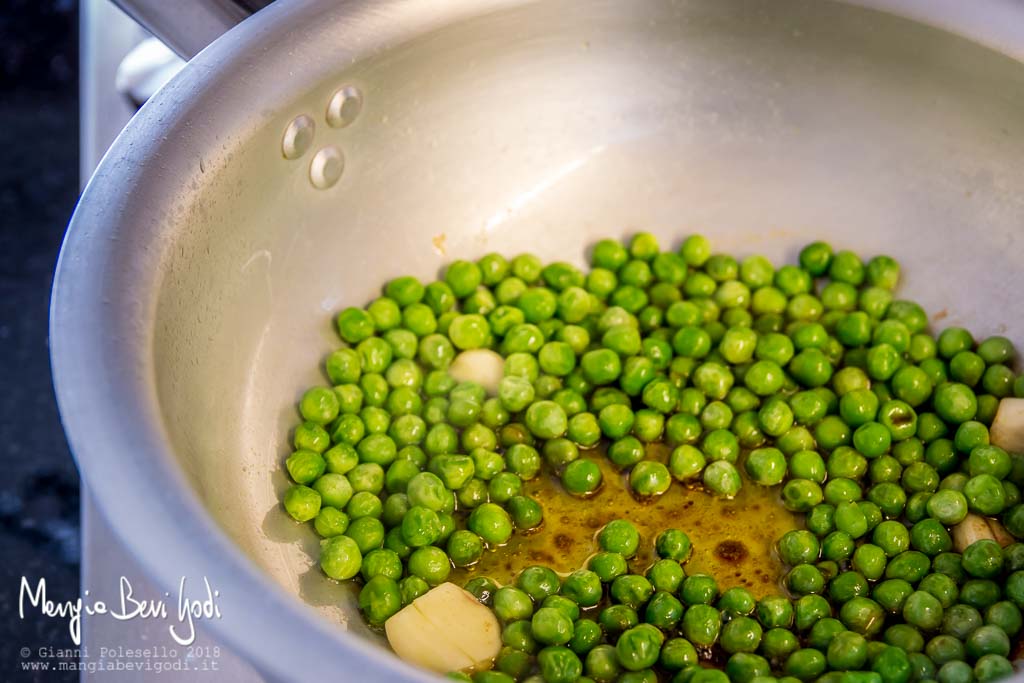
(110, 0, 272, 60)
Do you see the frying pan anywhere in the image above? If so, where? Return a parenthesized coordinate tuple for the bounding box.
(52, 1, 1024, 680)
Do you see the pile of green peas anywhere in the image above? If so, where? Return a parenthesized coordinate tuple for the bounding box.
(280, 233, 1024, 681)
(453, 520, 1024, 683)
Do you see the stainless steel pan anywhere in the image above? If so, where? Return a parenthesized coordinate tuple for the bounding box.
(52, 1, 1024, 680)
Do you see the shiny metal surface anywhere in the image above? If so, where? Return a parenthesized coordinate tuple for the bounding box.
(111, 0, 270, 59)
(53, 1, 1024, 680)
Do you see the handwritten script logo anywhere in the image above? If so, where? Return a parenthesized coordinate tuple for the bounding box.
(19, 576, 222, 646)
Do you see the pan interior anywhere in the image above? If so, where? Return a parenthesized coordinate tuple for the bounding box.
(147, 0, 1024, 640)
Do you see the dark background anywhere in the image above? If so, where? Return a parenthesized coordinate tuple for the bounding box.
(0, 0, 83, 679)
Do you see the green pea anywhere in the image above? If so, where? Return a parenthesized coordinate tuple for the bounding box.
(642, 378, 680, 414)
(756, 596, 794, 629)
(867, 482, 906, 517)
(597, 519, 640, 558)
(872, 520, 910, 557)
(961, 579, 1003, 611)
(682, 604, 722, 648)
(927, 634, 966, 666)
(561, 569, 603, 608)
(523, 400, 567, 439)
(829, 569, 868, 604)
(962, 539, 1004, 579)
(562, 459, 603, 496)
(720, 616, 763, 654)
(922, 490, 966, 527)
(398, 575, 430, 606)
(920, 573, 959, 609)
(537, 646, 582, 683)
(965, 624, 1011, 659)
(827, 630, 868, 670)
(446, 530, 483, 568)
(943, 603, 984, 640)
(875, 400, 917, 443)
(494, 586, 534, 622)
(702, 428, 740, 462)
(468, 503, 513, 545)
(864, 344, 901, 383)
(492, 647, 531, 680)
(802, 617, 843, 652)
(606, 626, 663, 671)
(854, 421, 892, 458)
(903, 590, 944, 630)
(716, 587, 756, 618)
(358, 575, 402, 625)
(964, 473, 1007, 515)
(1003, 544, 1024, 574)
(295, 420, 331, 453)
(872, 578, 912, 614)
(532, 606, 574, 645)
(933, 382, 978, 424)
(790, 450, 827, 483)
(588, 552, 628, 583)
(840, 596, 886, 637)
(678, 574, 717, 607)
(566, 618, 601, 656)
(759, 396, 794, 437)
(668, 444, 706, 482)
(399, 505, 440, 547)
(598, 604, 638, 635)
(910, 518, 953, 556)
(975, 654, 1014, 683)
(516, 565, 561, 602)
(871, 645, 911, 683)
(580, 348, 622, 385)
(659, 638, 698, 671)
(968, 444, 1012, 479)
(314, 506, 350, 538)
(937, 660, 974, 683)
(826, 448, 866, 482)
(584, 643, 621, 682)
(823, 478, 863, 505)
(885, 551, 931, 584)
(286, 449, 327, 485)
(565, 412, 601, 449)
(852, 544, 887, 580)
(611, 574, 654, 610)
(745, 447, 787, 486)
(784, 648, 827, 681)
(781, 479, 823, 513)
(822, 531, 855, 563)
(857, 500, 884, 532)
(624, 456, 667, 494)
(703, 460, 742, 498)
(806, 504, 837, 537)
(984, 602, 1022, 640)
(284, 484, 322, 522)
(778, 530, 820, 566)
(700, 400, 734, 431)
(794, 594, 831, 630)
(320, 534, 362, 580)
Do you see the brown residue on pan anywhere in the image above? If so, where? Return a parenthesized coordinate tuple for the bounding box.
(451, 443, 799, 598)
(715, 540, 750, 563)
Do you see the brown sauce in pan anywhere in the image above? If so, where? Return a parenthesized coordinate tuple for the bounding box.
(451, 443, 800, 597)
